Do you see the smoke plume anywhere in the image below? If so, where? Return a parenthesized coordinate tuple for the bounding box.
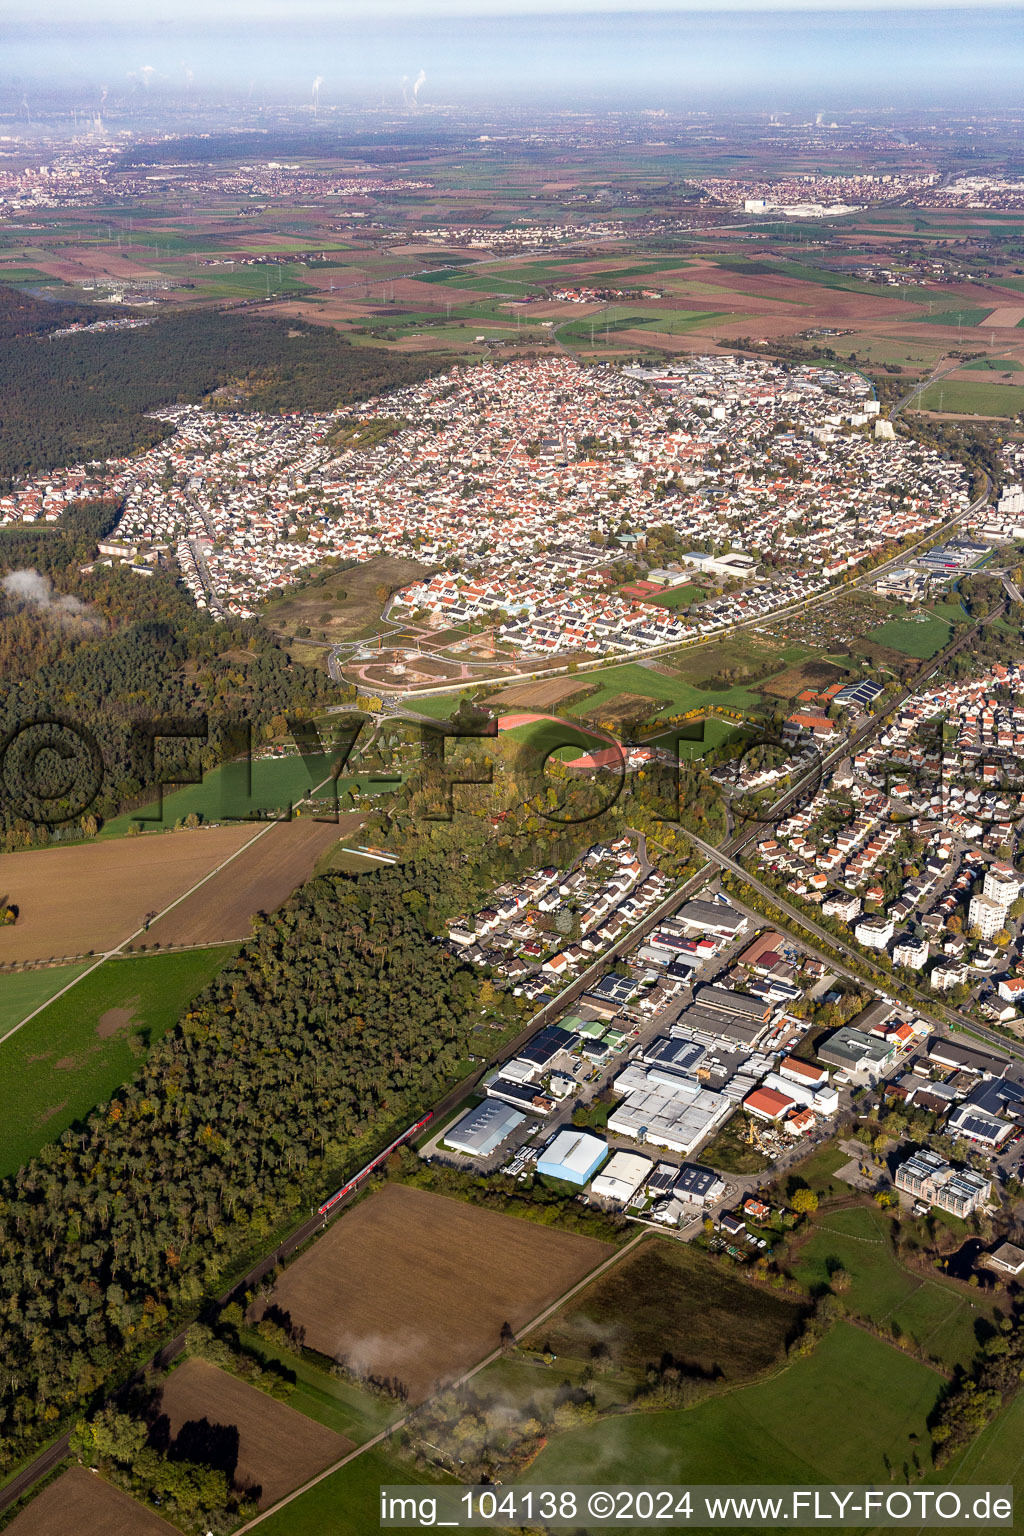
(2, 570, 102, 632)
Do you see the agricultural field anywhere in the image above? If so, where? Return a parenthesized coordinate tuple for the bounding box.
(0, 946, 235, 1176)
(581, 690, 667, 729)
(149, 1357, 351, 1508)
(963, 357, 1024, 373)
(239, 1330, 397, 1444)
(524, 1237, 804, 1384)
(787, 1203, 996, 1372)
(761, 659, 848, 700)
(101, 751, 336, 835)
(133, 815, 353, 950)
(914, 307, 994, 327)
(5, 1467, 177, 1536)
(484, 676, 596, 710)
(253, 1183, 612, 1403)
(526, 1322, 944, 1487)
(0, 961, 91, 1039)
(0, 824, 256, 964)
(564, 659, 757, 719)
(914, 379, 1024, 417)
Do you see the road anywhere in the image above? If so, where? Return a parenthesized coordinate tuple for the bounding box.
(328, 481, 989, 706)
(230, 1227, 653, 1535)
(0, 492, 998, 1513)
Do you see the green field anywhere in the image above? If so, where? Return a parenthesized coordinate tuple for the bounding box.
(566, 660, 762, 718)
(556, 307, 727, 344)
(864, 613, 953, 658)
(0, 266, 68, 285)
(870, 1376, 1024, 1536)
(186, 263, 316, 299)
(0, 947, 235, 1175)
(648, 582, 705, 609)
(0, 962, 91, 1039)
(240, 1331, 397, 1444)
(789, 1204, 993, 1371)
(914, 380, 1024, 417)
(101, 752, 336, 834)
(963, 357, 1024, 373)
(528, 1322, 942, 1486)
(255, 1448, 460, 1536)
(915, 308, 994, 327)
(249, 1326, 946, 1534)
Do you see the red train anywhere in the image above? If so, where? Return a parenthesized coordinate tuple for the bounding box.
(317, 1111, 434, 1217)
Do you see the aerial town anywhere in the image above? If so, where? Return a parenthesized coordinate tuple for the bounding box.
(1, 355, 970, 659)
(5, 34, 1024, 1530)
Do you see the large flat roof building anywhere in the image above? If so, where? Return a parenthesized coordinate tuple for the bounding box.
(537, 1128, 608, 1185)
(591, 1150, 653, 1204)
(445, 1100, 527, 1158)
(608, 1061, 731, 1155)
(817, 1026, 895, 1076)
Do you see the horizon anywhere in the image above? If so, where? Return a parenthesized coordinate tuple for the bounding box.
(5, 6, 1024, 112)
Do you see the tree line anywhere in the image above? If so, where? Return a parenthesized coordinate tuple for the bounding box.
(0, 501, 333, 847)
(0, 287, 439, 485)
(0, 858, 486, 1470)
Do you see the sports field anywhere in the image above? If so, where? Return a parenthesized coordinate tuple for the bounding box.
(254, 1183, 612, 1403)
(528, 1322, 943, 1486)
(864, 613, 953, 659)
(649, 583, 705, 609)
(0, 946, 235, 1176)
(788, 1203, 994, 1372)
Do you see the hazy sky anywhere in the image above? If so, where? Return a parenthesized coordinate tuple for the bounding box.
(6, 3, 1024, 109)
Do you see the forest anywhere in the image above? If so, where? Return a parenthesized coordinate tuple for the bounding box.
(0, 501, 333, 845)
(0, 284, 95, 343)
(0, 286, 440, 483)
(0, 858, 484, 1469)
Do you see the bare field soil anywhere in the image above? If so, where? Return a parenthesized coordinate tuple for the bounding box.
(255, 1183, 612, 1402)
(135, 816, 353, 949)
(150, 1357, 351, 1507)
(263, 555, 434, 642)
(486, 676, 595, 709)
(6, 1467, 178, 1536)
(581, 691, 661, 726)
(762, 661, 847, 699)
(983, 306, 1024, 328)
(0, 825, 256, 964)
